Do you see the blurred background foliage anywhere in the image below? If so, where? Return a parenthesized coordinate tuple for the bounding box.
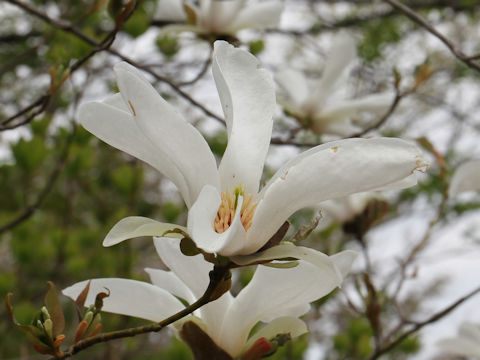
(1, 0, 480, 359)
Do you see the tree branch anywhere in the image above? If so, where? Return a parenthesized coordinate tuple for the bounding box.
(368, 285, 480, 360)
(52, 264, 231, 359)
(383, 0, 480, 72)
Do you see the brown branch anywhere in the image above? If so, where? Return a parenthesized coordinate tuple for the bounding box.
(368, 285, 480, 360)
(383, 0, 480, 72)
(6, 0, 224, 126)
(52, 264, 231, 359)
(2, 0, 138, 131)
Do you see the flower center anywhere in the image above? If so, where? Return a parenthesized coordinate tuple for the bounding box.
(213, 185, 257, 234)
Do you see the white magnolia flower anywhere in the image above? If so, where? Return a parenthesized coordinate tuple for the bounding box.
(155, 0, 283, 36)
(319, 192, 384, 225)
(79, 41, 427, 258)
(63, 237, 357, 358)
(276, 34, 395, 137)
(449, 160, 480, 196)
(437, 322, 480, 359)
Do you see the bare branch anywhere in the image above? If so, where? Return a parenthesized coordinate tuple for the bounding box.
(368, 285, 480, 360)
(383, 0, 480, 72)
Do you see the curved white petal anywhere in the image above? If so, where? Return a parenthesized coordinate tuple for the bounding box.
(372, 173, 419, 191)
(449, 160, 480, 196)
(153, 237, 212, 299)
(246, 138, 427, 253)
(331, 250, 358, 278)
(62, 278, 184, 322)
(231, 244, 342, 282)
(218, 260, 343, 356)
(114, 62, 219, 207)
(243, 317, 307, 354)
(103, 216, 185, 247)
(275, 69, 309, 111)
(187, 185, 247, 256)
(308, 33, 356, 114)
(231, 1, 284, 32)
(155, 0, 187, 21)
(320, 92, 395, 125)
(145, 268, 196, 304)
(213, 41, 275, 194)
(79, 101, 190, 204)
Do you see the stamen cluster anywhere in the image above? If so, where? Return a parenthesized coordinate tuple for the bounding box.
(214, 188, 257, 233)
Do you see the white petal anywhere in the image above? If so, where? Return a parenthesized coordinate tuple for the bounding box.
(103, 216, 185, 247)
(202, 0, 245, 33)
(152, 237, 235, 344)
(331, 250, 358, 278)
(243, 317, 307, 353)
(79, 101, 190, 204)
(155, 0, 187, 21)
(114, 62, 219, 207)
(437, 338, 480, 358)
(213, 41, 275, 194)
(275, 69, 309, 111)
(153, 237, 212, 299)
(145, 268, 196, 304)
(308, 33, 357, 113)
(246, 138, 427, 253)
(372, 173, 419, 191)
(317, 119, 362, 137)
(63, 278, 184, 322)
(187, 185, 247, 256)
(449, 160, 480, 196)
(320, 92, 395, 124)
(231, 244, 342, 280)
(230, 1, 284, 32)
(459, 322, 480, 342)
(218, 259, 343, 356)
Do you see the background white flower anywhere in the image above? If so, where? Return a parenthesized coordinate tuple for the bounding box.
(437, 321, 480, 359)
(319, 192, 384, 225)
(155, 0, 284, 36)
(276, 33, 395, 137)
(449, 160, 480, 196)
(63, 238, 357, 358)
(79, 41, 427, 258)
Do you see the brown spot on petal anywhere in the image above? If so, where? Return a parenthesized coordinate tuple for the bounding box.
(128, 100, 136, 116)
(331, 146, 339, 153)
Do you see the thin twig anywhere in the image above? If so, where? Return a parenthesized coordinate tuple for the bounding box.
(2, 0, 137, 131)
(6, 0, 224, 126)
(349, 90, 403, 138)
(368, 285, 480, 360)
(383, 0, 480, 72)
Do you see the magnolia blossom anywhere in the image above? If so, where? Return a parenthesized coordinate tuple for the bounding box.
(276, 34, 395, 137)
(319, 192, 383, 225)
(79, 41, 427, 258)
(449, 160, 480, 196)
(64, 237, 357, 357)
(437, 322, 480, 359)
(155, 0, 283, 36)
